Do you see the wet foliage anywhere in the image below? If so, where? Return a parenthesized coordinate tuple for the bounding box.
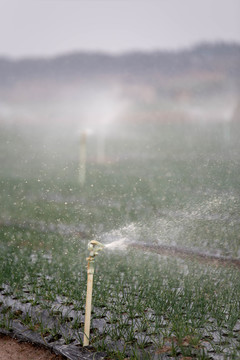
(0, 120, 240, 358)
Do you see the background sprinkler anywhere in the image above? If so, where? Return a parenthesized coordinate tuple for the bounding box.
(79, 131, 87, 186)
(83, 240, 104, 346)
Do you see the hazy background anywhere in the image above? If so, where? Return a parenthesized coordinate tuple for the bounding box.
(0, 0, 239, 126)
(0, 0, 239, 190)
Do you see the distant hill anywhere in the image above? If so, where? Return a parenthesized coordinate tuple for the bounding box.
(0, 43, 239, 124)
(0, 43, 239, 87)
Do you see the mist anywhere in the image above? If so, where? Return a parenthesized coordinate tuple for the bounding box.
(0, 4, 240, 356)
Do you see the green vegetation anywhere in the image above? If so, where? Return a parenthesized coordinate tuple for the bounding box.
(0, 120, 240, 358)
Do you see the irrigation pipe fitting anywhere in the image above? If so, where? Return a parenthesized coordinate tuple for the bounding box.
(83, 240, 104, 346)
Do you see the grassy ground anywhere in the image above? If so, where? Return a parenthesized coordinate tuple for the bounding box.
(0, 119, 240, 358)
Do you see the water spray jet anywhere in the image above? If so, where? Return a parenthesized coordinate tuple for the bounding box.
(83, 240, 104, 346)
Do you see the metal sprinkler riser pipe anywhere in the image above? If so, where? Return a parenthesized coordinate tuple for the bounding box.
(83, 240, 104, 347)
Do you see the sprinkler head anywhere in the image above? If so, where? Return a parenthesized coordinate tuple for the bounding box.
(88, 240, 105, 257)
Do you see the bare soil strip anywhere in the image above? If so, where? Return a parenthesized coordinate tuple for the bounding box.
(0, 334, 66, 360)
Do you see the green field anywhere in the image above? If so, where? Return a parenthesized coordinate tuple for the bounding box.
(0, 119, 240, 359)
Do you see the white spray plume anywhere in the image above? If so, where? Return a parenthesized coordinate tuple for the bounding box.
(97, 223, 138, 251)
(105, 238, 128, 250)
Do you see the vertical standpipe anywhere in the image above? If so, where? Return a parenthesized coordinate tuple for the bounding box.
(79, 131, 87, 186)
(83, 240, 104, 346)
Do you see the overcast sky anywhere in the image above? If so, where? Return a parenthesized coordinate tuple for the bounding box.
(0, 0, 240, 58)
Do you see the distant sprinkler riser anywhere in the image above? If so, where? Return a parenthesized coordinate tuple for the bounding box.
(79, 132, 87, 186)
